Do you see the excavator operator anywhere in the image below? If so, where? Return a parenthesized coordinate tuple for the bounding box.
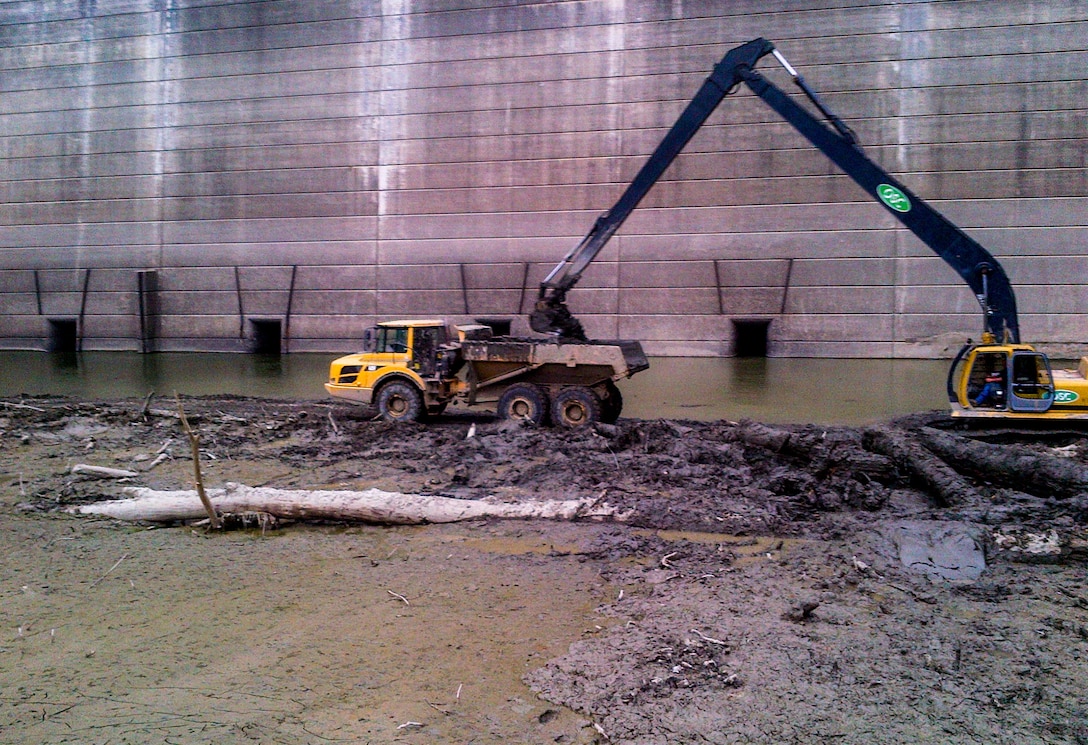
(973, 367, 1006, 408)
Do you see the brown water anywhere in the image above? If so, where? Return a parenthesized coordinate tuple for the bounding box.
(0, 351, 949, 425)
(623, 356, 950, 424)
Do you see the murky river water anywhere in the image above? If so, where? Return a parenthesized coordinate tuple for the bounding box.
(0, 351, 949, 425)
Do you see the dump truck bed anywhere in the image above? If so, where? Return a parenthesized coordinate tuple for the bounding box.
(460, 337, 648, 389)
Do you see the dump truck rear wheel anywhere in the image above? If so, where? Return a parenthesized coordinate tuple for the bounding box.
(551, 387, 602, 428)
(600, 381, 623, 424)
(375, 380, 423, 423)
(497, 383, 549, 425)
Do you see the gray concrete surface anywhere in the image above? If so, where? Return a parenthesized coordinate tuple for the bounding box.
(0, 1, 1085, 356)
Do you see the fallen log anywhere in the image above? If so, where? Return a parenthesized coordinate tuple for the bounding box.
(70, 482, 624, 525)
(731, 421, 792, 453)
(71, 464, 139, 480)
(737, 422, 897, 482)
(730, 421, 825, 457)
(861, 428, 979, 507)
(915, 427, 1088, 499)
(0, 400, 46, 412)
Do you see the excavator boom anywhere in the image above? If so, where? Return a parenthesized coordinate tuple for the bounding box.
(534, 38, 1020, 344)
(736, 63, 1019, 343)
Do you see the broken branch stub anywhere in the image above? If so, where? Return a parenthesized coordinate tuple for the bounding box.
(175, 394, 221, 529)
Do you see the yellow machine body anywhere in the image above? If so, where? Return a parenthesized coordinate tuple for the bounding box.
(949, 343, 1088, 420)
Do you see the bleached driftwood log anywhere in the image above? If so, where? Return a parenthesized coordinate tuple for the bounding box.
(71, 464, 139, 479)
(71, 482, 623, 525)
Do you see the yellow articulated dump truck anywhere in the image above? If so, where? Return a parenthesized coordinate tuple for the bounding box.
(325, 319, 648, 427)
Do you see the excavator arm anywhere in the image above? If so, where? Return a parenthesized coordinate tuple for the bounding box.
(532, 37, 1020, 344)
(530, 38, 777, 339)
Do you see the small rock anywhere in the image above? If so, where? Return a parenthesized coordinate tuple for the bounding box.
(785, 598, 820, 622)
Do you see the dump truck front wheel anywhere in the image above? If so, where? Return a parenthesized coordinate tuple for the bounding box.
(497, 383, 549, 425)
(551, 387, 602, 428)
(375, 380, 423, 423)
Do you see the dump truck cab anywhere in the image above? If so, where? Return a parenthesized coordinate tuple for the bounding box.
(325, 320, 461, 416)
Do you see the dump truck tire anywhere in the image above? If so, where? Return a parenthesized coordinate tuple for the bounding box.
(551, 387, 602, 428)
(600, 381, 623, 424)
(497, 383, 549, 425)
(375, 380, 423, 423)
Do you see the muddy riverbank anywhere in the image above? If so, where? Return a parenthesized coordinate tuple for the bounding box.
(2, 395, 1087, 744)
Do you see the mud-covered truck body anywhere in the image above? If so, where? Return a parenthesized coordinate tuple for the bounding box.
(325, 320, 648, 427)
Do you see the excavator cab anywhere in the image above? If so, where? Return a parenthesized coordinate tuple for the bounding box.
(1007, 350, 1056, 412)
(950, 344, 1056, 416)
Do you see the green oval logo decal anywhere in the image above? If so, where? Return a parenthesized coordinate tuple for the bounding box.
(877, 184, 911, 213)
(1053, 389, 1079, 404)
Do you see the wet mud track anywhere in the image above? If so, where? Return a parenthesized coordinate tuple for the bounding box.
(2, 394, 1088, 744)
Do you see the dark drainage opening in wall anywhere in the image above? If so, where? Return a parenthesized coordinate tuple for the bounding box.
(476, 318, 512, 337)
(733, 319, 771, 358)
(249, 319, 282, 354)
(48, 318, 79, 353)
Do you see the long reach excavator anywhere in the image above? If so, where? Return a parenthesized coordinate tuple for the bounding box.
(529, 38, 1088, 420)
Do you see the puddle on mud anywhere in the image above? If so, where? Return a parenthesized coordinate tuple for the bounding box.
(450, 533, 585, 557)
(639, 528, 806, 563)
(646, 525, 987, 581)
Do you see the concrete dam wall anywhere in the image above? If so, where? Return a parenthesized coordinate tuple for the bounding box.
(1, 1, 1085, 357)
